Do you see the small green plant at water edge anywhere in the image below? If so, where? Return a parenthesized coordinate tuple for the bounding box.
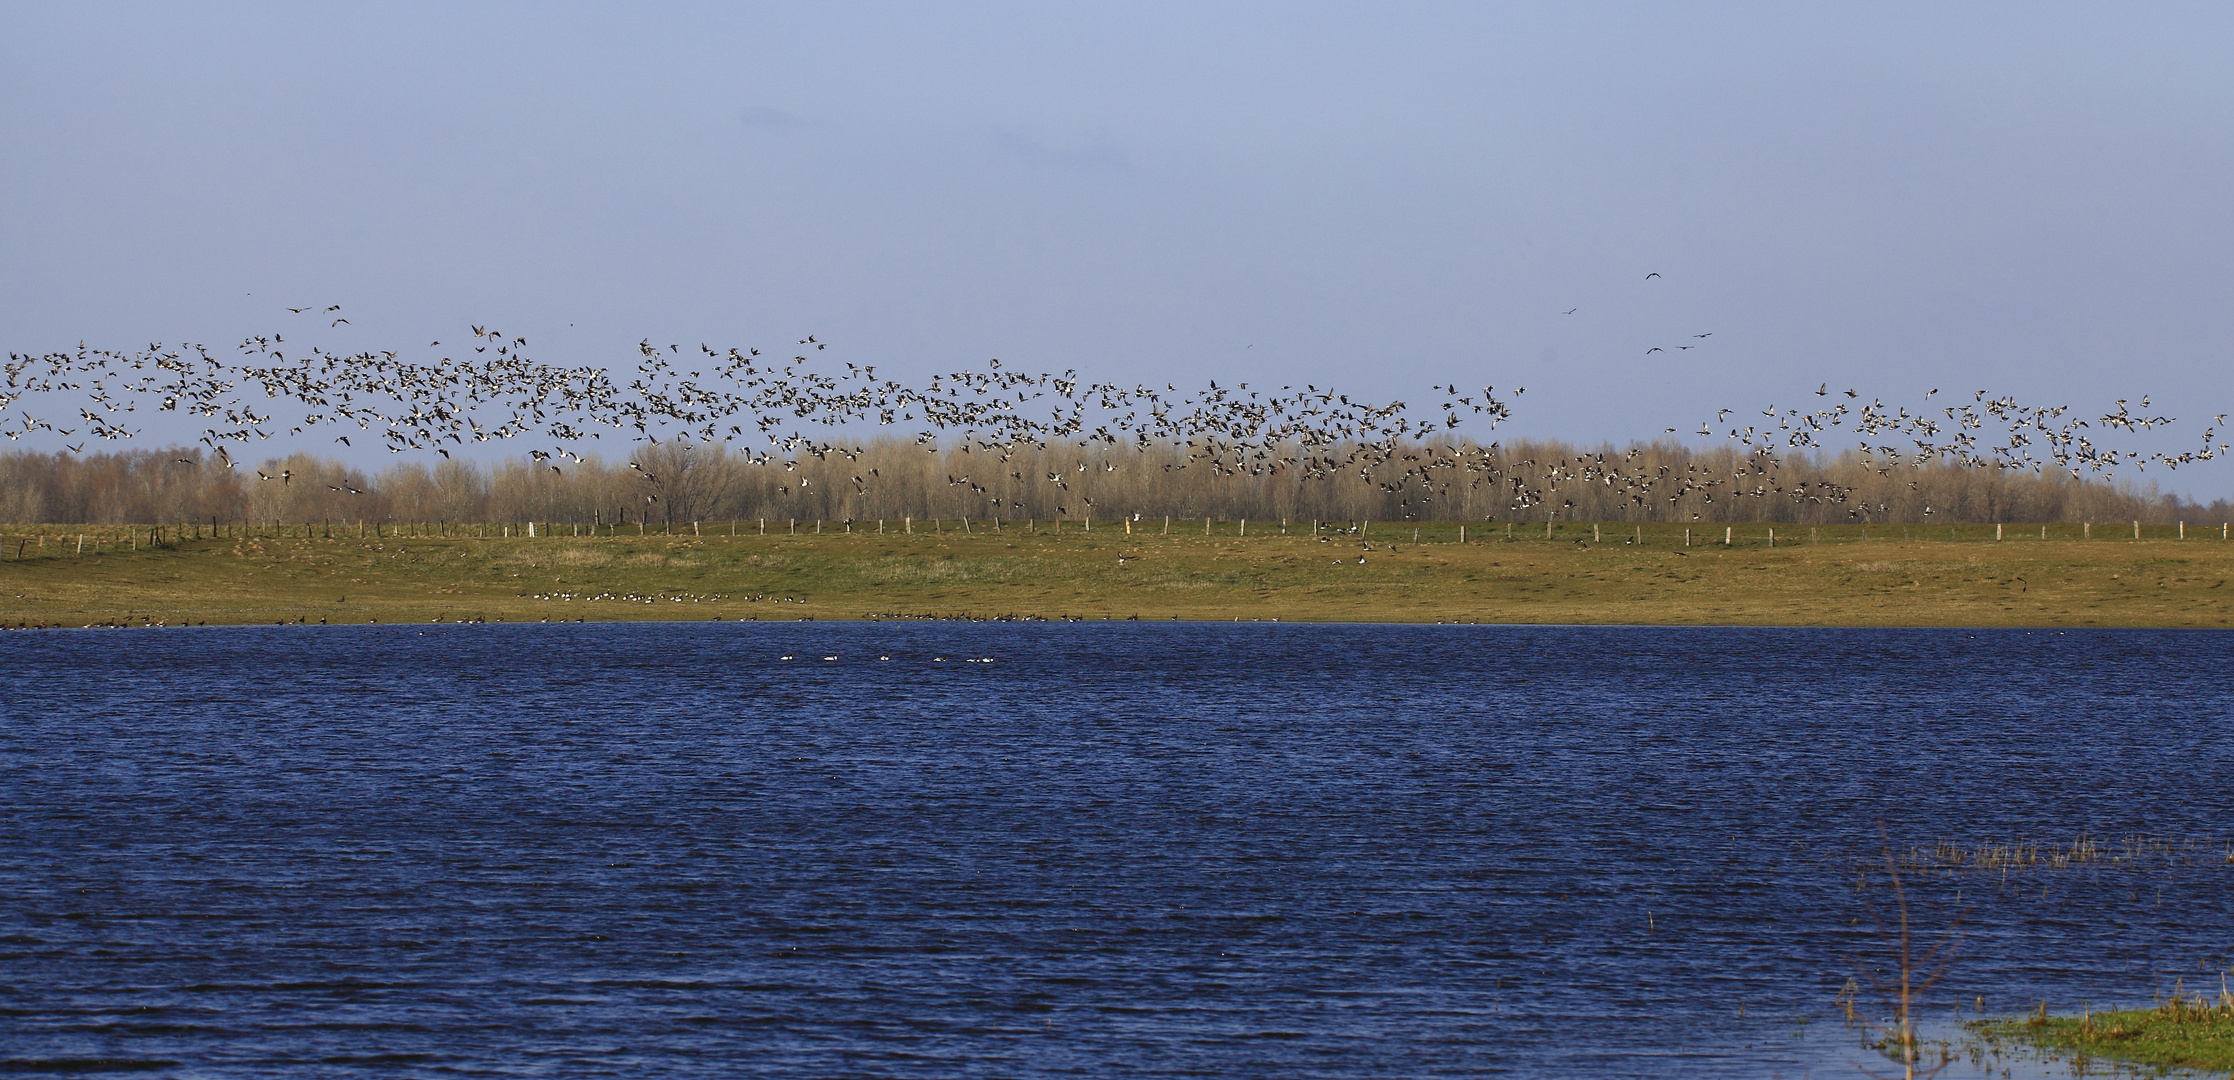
(1974, 982, 2234, 1073)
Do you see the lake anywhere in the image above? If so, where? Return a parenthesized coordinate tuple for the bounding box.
(4, 623, 2231, 1077)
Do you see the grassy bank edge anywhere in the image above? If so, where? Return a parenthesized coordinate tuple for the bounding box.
(1971, 1001, 2234, 1075)
(4, 529, 2233, 629)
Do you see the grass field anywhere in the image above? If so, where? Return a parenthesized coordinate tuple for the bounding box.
(2, 518, 2232, 628)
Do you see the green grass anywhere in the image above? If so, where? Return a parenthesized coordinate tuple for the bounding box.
(2, 519, 2233, 627)
(1975, 999, 2234, 1074)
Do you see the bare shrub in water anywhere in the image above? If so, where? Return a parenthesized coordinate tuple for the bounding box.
(1848, 828, 1964, 1079)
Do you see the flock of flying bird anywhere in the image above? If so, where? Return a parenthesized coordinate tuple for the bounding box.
(2, 292, 2224, 522)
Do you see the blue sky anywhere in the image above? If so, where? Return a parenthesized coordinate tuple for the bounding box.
(5, 3, 2231, 491)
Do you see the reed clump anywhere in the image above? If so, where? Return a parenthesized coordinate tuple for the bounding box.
(1900, 834, 2230, 877)
(1904, 835, 2105, 875)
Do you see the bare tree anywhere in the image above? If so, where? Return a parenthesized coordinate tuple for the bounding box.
(1850, 827, 1963, 1080)
(627, 439, 735, 526)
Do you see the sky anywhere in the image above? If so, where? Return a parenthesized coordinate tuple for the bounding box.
(4, 3, 2232, 493)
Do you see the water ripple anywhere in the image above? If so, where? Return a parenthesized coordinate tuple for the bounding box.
(3, 623, 2230, 1077)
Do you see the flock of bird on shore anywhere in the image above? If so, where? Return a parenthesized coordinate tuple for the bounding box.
(3, 281, 2225, 522)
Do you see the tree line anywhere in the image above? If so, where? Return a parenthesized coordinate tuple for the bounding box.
(1, 439, 2225, 527)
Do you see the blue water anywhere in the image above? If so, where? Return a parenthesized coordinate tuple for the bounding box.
(4, 623, 2233, 1077)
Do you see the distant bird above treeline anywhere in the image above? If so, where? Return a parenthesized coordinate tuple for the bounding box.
(2, 305, 2223, 524)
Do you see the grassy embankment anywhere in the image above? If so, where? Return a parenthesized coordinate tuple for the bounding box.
(2, 519, 2232, 627)
(1975, 998, 2234, 1075)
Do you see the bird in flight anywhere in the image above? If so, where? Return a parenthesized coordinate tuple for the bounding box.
(1646, 347, 1663, 354)
(1645, 272, 1661, 280)
(1561, 308, 1577, 315)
